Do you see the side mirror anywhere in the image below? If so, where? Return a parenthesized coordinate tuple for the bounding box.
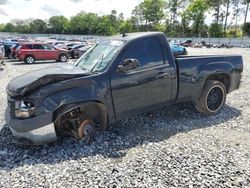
(118, 58, 140, 72)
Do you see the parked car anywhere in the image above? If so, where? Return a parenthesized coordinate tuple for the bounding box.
(68, 44, 85, 58)
(64, 42, 82, 50)
(16, 43, 69, 64)
(170, 44, 187, 56)
(71, 45, 92, 59)
(3, 42, 17, 58)
(0, 44, 4, 63)
(181, 40, 193, 47)
(192, 42, 203, 48)
(10, 43, 21, 59)
(5, 32, 243, 145)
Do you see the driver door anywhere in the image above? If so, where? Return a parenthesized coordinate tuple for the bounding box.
(110, 37, 173, 120)
(41, 45, 58, 60)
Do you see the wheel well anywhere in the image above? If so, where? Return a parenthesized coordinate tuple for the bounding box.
(53, 101, 108, 130)
(25, 54, 35, 59)
(206, 74, 230, 92)
(59, 53, 68, 57)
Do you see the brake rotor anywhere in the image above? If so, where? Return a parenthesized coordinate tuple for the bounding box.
(78, 119, 95, 144)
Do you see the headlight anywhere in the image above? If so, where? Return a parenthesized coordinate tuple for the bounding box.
(15, 101, 35, 119)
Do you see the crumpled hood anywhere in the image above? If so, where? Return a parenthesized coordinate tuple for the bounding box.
(7, 63, 91, 98)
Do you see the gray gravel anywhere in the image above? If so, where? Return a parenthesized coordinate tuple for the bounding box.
(0, 49, 250, 187)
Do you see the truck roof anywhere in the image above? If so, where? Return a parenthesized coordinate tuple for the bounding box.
(110, 32, 165, 42)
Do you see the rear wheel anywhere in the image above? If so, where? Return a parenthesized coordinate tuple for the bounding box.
(24, 55, 35, 64)
(195, 80, 227, 116)
(58, 54, 68, 62)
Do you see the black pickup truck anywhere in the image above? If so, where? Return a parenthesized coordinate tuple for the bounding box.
(5, 32, 243, 145)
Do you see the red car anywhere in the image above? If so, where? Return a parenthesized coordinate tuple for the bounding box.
(16, 43, 69, 64)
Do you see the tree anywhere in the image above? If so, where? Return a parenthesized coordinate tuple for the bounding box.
(109, 10, 120, 33)
(0, 24, 5, 32)
(224, 0, 231, 31)
(142, 0, 165, 25)
(184, 0, 209, 36)
(3, 23, 15, 32)
(179, 11, 192, 37)
(29, 19, 47, 33)
(209, 23, 223, 37)
(243, 0, 250, 26)
(96, 15, 116, 36)
(232, 0, 242, 37)
(69, 12, 99, 35)
(131, 4, 145, 29)
(207, 0, 225, 24)
(15, 24, 30, 33)
(49, 16, 69, 34)
(119, 20, 134, 33)
(166, 0, 187, 23)
(243, 22, 250, 36)
(131, 0, 165, 30)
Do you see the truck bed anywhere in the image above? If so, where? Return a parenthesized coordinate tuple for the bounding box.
(175, 55, 243, 102)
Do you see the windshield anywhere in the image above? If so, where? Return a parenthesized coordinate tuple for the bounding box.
(76, 39, 124, 72)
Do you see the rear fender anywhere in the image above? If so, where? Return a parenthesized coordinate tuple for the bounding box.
(197, 61, 233, 96)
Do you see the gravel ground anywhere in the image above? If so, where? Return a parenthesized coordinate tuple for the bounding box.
(0, 49, 250, 187)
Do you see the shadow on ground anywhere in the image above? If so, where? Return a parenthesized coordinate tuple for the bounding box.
(0, 103, 241, 170)
(11, 60, 61, 65)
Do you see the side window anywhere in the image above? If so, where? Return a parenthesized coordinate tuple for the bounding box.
(20, 44, 32, 49)
(33, 44, 44, 50)
(123, 37, 164, 69)
(43, 45, 53, 50)
(26, 45, 32, 49)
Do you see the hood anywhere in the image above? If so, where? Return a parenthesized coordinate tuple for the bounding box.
(7, 63, 91, 98)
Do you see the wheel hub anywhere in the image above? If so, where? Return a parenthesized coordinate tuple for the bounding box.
(207, 86, 224, 112)
(56, 108, 95, 144)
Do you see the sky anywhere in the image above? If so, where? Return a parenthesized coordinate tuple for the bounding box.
(0, 0, 248, 25)
(0, 0, 143, 23)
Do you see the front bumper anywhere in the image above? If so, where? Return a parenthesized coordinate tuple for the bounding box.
(5, 107, 57, 145)
(10, 124, 57, 145)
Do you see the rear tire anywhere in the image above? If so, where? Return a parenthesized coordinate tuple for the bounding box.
(195, 80, 227, 116)
(24, 55, 35, 64)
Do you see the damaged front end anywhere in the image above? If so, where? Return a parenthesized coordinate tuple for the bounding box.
(5, 103, 57, 145)
(5, 63, 92, 145)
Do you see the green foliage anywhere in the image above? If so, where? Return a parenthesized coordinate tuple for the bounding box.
(226, 28, 243, 38)
(131, 0, 165, 31)
(185, 0, 209, 36)
(0, 24, 5, 31)
(30, 19, 47, 34)
(49, 16, 69, 34)
(69, 12, 99, 35)
(243, 22, 250, 36)
(209, 23, 223, 37)
(4, 23, 15, 32)
(142, 0, 165, 25)
(119, 20, 135, 34)
(96, 15, 116, 36)
(15, 24, 30, 34)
